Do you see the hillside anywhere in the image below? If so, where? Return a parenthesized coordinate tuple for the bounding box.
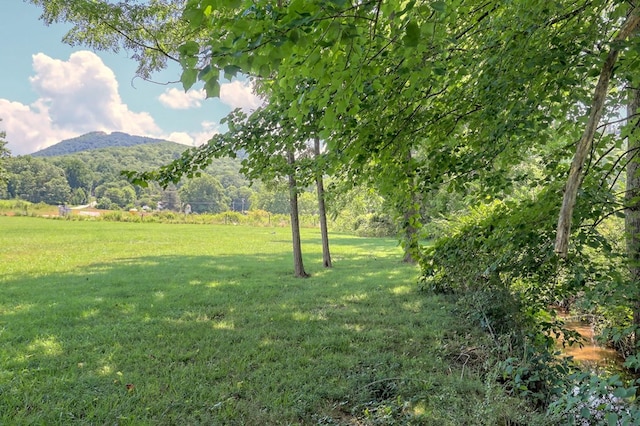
(48, 141, 191, 173)
(31, 131, 174, 157)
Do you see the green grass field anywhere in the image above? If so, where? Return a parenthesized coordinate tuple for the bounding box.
(0, 217, 545, 425)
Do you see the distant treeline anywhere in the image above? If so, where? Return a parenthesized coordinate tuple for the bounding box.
(0, 141, 398, 237)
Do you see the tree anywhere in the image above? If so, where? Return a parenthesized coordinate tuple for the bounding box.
(4, 157, 71, 204)
(313, 136, 331, 268)
(227, 185, 254, 212)
(30, 0, 187, 81)
(400, 149, 420, 264)
(0, 119, 10, 185)
(252, 185, 290, 215)
(626, 87, 640, 348)
(69, 187, 88, 205)
(53, 157, 94, 195)
(286, 149, 309, 277)
(160, 186, 181, 211)
(95, 181, 136, 208)
(221, 106, 312, 277)
(178, 174, 229, 213)
(555, 8, 640, 257)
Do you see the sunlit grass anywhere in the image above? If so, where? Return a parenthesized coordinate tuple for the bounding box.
(0, 216, 547, 425)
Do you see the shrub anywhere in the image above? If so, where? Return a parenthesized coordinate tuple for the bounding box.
(547, 373, 640, 425)
(353, 213, 397, 237)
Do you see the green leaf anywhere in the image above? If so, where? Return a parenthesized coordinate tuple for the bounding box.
(135, 179, 149, 188)
(288, 28, 300, 43)
(403, 22, 420, 47)
(579, 407, 591, 419)
(181, 69, 198, 90)
(182, 7, 204, 28)
(223, 65, 242, 81)
(198, 64, 213, 80)
(178, 40, 200, 57)
(604, 412, 618, 426)
(431, 1, 446, 13)
(204, 79, 221, 98)
(423, 22, 436, 36)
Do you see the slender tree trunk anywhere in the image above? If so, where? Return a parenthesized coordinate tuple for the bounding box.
(314, 136, 332, 268)
(626, 87, 640, 347)
(403, 149, 419, 263)
(402, 207, 418, 263)
(555, 8, 640, 257)
(287, 149, 309, 278)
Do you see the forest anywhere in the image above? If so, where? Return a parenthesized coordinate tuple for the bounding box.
(0, 133, 398, 237)
(3, 0, 640, 422)
(1, 139, 257, 213)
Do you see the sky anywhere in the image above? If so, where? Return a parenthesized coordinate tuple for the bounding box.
(0, 2, 262, 156)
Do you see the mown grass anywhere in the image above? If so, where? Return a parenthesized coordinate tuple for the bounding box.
(0, 217, 547, 425)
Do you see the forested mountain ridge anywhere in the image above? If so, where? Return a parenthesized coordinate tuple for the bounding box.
(31, 131, 173, 157)
(47, 140, 190, 172)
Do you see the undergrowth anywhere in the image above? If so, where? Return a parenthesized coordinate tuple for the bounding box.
(418, 192, 640, 425)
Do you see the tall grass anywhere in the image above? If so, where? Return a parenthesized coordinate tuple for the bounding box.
(0, 200, 57, 217)
(0, 217, 548, 425)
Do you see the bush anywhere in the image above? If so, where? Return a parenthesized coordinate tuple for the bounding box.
(417, 186, 635, 412)
(353, 213, 397, 237)
(497, 345, 574, 408)
(221, 211, 244, 224)
(547, 373, 640, 425)
(246, 209, 271, 225)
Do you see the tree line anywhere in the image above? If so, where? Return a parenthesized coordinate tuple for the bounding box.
(0, 137, 399, 236)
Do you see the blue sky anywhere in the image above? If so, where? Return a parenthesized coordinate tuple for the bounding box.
(0, 2, 261, 155)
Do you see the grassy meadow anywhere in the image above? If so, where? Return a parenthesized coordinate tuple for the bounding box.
(0, 217, 546, 425)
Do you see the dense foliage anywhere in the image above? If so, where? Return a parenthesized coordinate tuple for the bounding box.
(1, 140, 254, 212)
(31, 131, 170, 157)
(0, 124, 9, 184)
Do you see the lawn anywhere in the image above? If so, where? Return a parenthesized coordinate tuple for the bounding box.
(0, 217, 543, 425)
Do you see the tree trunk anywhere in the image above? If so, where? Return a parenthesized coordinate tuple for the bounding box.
(314, 137, 332, 268)
(402, 206, 418, 263)
(626, 87, 640, 347)
(555, 8, 640, 257)
(403, 149, 419, 263)
(287, 149, 309, 278)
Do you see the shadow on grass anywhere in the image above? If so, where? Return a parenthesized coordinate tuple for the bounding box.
(2, 252, 463, 425)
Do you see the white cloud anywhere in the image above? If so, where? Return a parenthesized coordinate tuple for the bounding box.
(165, 131, 194, 146)
(159, 81, 262, 112)
(0, 50, 240, 156)
(220, 80, 263, 112)
(0, 99, 76, 154)
(1, 51, 161, 155)
(158, 88, 206, 110)
(165, 121, 220, 147)
(191, 121, 220, 146)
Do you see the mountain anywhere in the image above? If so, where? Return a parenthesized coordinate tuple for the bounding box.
(31, 131, 176, 157)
